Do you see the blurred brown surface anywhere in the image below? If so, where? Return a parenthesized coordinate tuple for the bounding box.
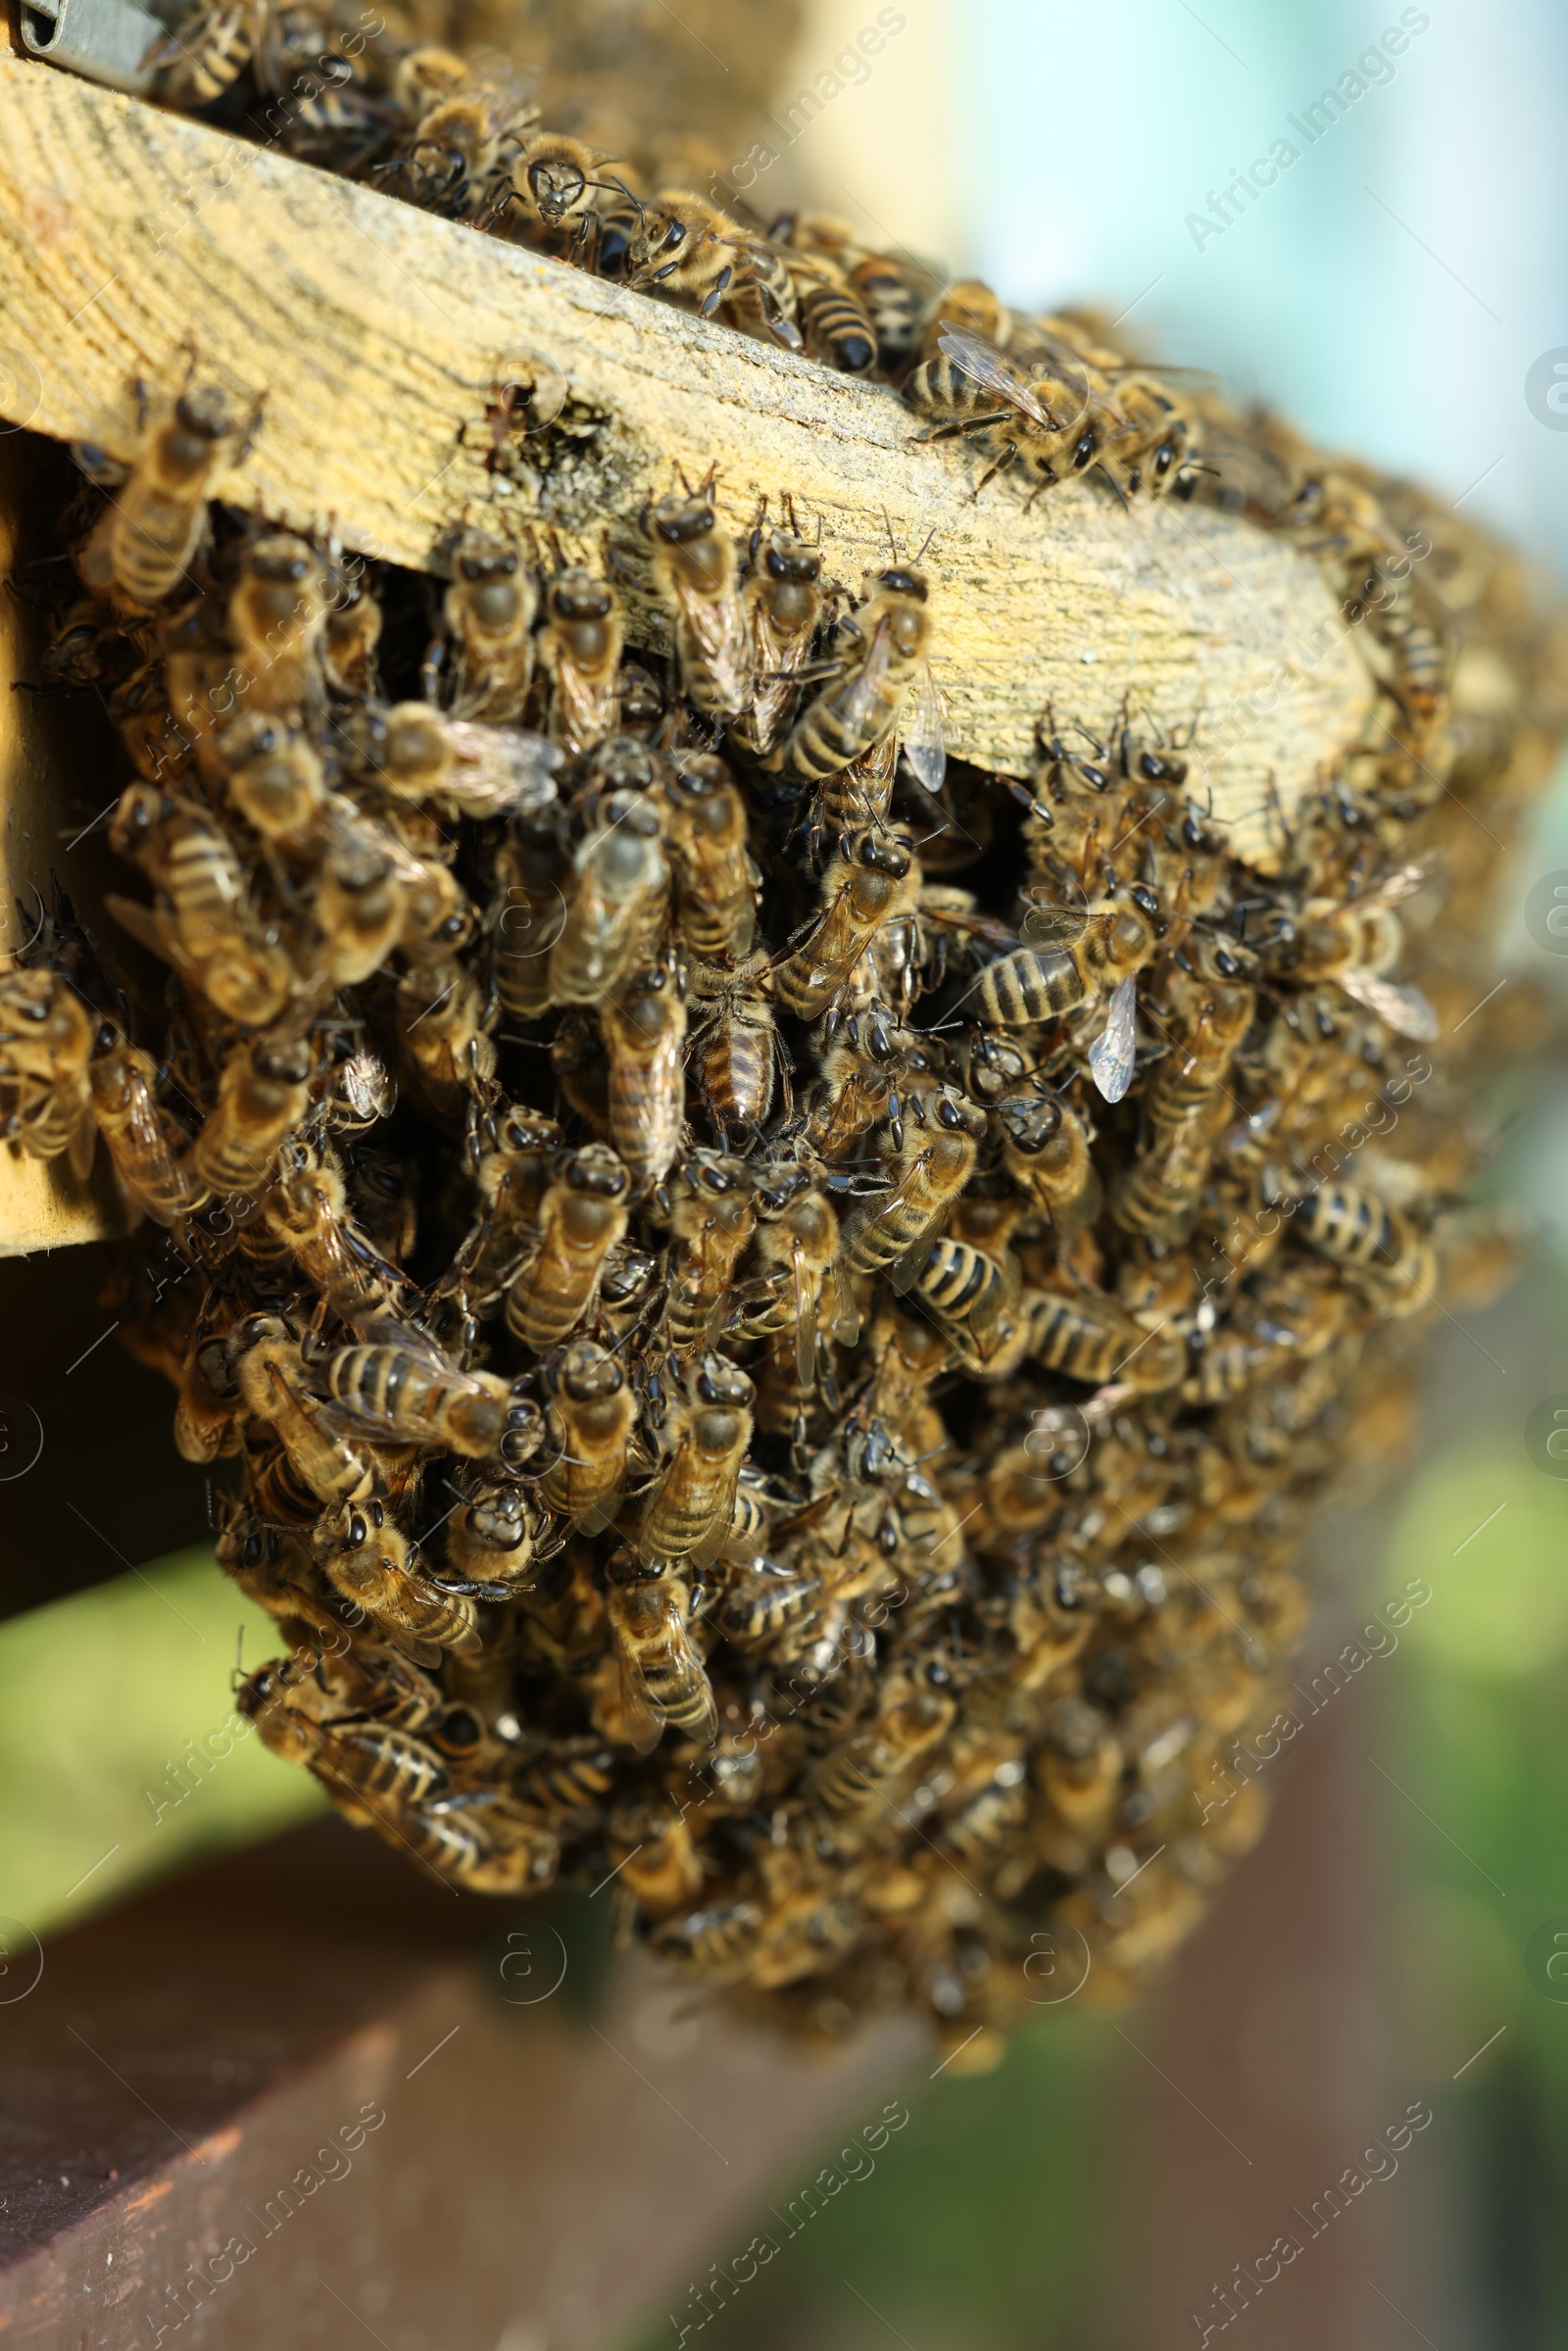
(0, 1818, 918, 2350)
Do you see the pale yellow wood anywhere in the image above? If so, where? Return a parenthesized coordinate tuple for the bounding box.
(0, 56, 1374, 872)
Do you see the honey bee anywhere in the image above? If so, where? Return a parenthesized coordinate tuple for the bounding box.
(538, 1338, 636, 1531)
(172, 1290, 244, 1463)
(516, 1738, 618, 1821)
(641, 485, 753, 718)
(321, 554, 383, 698)
(806, 1690, 955, 1817)
(627, 193, 802, 347)
(346, 703, 560, 822)
(605, 1559, 717, 1751)
(491, 128, 619, 243)
(772, 567, 931, 788)
(916, 278, 1011, 362)
(263, 1151, 415, 1331)
(548, 789, 668, 1007)
(742, 1160, 843, 1387)
(601, 963, 686, 1196)
(638, 1354, 754, 1570)
(312, 1494, 482, 1657)
(230, 1315, 382, 1505)
(1273, 864, 1439, 1042)
(217, 712, 328, 845)
(492, 812, 572, 1020)
(663, 755, 760, 962)
(905, 324, 1114, 503)
(537, 568, 623, 757)
(88, 1042, 206, 1225)
(429, 528, 538, 722)
(323, 1334, 517, 1458)
(228, 533, 326, 720)
(849, 251, 925, 368)
(1111, 983, 1253, 1242)
(910, 1238, 1009, 1347)
(107, 792, 294, 1025)
(772, 832, 915, 1022)
(968, 895, 1158, 1033)
(504, 1143, 630, 1350)
(386, 52, 538, 217)
(189, 1031, 311, 1196)
(393, 943, 496, 1114)
(1295, 1185, 1435, 1314)
(732, 521, 825, 761)
(797, 267, 879, 375)
(443, 1477, 539, 1592)
(308, 820, 405, 990)
(836, 1095, 980, 1287)
(144, 0, 269, 103)
(686, 951, 781, 1147)
(0, 967, 96, 1177)
(1027, 1286, 1185, 1393)
(94, 381, 252, 607)
(662, 1151, 755, 1353)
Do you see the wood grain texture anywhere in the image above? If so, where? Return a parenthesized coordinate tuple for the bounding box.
(0, 56, 1375, 867)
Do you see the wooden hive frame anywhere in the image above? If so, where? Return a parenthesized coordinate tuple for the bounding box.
(0, 44, 1379, 1251)
(0, 42, 1441, 2343)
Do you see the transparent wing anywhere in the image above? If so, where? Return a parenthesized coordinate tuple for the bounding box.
(1375, 857, 1439, 907)
(889, 1229, 939, 1297)
(938, 329, 1063, 430)
(616, 1638, 665, 1755)
(1088, 975, 1138, 1102)
(690, 1466, 746, 1576)
(837, 612, 894, 734)
(903, 663, 949, 796)
(1340, 969, 1440, 1041)
(577, 1468, 626, 1538)
(789, 1236, 815, 1391)
(443, 722, 562, 816)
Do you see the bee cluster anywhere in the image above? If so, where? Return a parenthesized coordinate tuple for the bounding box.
(3, 8, 1563, 2070)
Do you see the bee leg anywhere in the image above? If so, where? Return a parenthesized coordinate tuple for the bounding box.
(970, 442, 1018, 502)
(699, 268, 734, 318)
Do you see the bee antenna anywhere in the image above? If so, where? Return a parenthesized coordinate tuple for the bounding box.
(911, 527, 937, 564)
(881, 504, 899, 563)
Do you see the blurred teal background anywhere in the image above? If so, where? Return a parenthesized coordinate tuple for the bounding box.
(3, 2, 1567, 2345)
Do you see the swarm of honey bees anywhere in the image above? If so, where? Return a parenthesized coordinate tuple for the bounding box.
(4, 5, 1565, 2070)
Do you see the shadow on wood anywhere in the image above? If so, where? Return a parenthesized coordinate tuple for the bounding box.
(0, 1818, 919, 2349)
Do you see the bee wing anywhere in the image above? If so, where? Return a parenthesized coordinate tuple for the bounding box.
(889, 1229, 939, 1297)
(1375, 856, 1438, 907)
(788, 1238, 817, 1391)
(823, 1258, 860, 1348)
(443, 721, 562, 816)
(1339, 969, 1440, 1041)
(836, 612, 895, 736)
(577, 1471, 627, 1537)
(689, 1471, 745, 1576)
(615, 1639, 666, 1755)
(1102, 363, 1222, 389)
(1018, 895, 1086, 950)
(938, 330, 1062, 430)
(902, 663, 948, 796)
(1088, 975, 1139, 1103)
(679, 581, 754, 706)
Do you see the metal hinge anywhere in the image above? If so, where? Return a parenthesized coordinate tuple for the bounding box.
(18, 0, 172, 94)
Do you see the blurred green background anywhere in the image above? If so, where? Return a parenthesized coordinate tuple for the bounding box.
(4, 0, 1567, 2345)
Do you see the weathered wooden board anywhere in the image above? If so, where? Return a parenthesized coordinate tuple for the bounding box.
(0, 55, 1374, 866)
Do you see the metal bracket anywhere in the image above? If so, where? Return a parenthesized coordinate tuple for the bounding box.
(18, 0, 169, 93)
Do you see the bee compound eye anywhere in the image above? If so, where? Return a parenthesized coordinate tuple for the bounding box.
(347, 1511, 368, 1549)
